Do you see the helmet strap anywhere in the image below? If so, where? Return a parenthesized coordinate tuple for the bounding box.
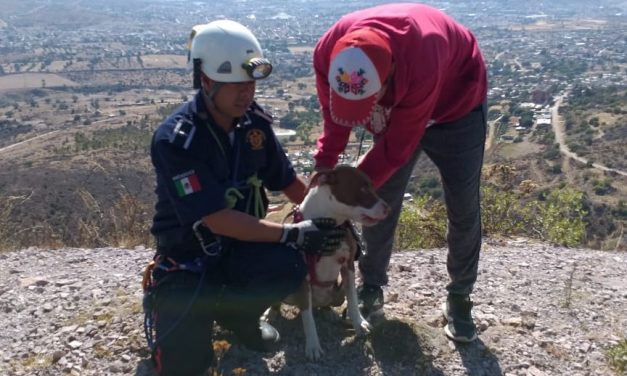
(202, 82, 223, 111)
(192, 58, 202, 89)
(200, 79, 233, 130)
(199, 72, 223, 109)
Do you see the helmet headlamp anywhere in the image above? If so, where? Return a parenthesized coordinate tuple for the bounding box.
(242, 57, 273, 80)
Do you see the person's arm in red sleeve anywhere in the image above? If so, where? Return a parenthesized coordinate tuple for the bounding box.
(314, 115, 351, 170)
(312, 43, 351, 170)
(358, 78, 440, 189)
(359, 28, 450, 188)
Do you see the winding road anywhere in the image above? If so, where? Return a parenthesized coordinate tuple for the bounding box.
(550, 93, 627, 177)
(0, 130, 60, 155)
(484, 115, 502, 152)
(0, 117, 115, 156)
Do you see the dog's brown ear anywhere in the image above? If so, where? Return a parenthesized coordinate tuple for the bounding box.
(309, 170, 337, 187)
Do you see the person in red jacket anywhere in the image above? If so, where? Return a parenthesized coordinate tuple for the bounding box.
(313, 3, 488, 343)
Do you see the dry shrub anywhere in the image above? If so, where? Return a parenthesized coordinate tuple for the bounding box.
(0, 194, 31, 252)
(0, 189, 153, 251)
(109, 193, 153, 248)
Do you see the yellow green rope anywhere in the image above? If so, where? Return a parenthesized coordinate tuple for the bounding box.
(224, 187, 244, 209)
(223, 174, 265, 219)
(246, 174, 266, 219)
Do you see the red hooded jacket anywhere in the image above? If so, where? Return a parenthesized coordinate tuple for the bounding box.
(313, 3, 487, 188)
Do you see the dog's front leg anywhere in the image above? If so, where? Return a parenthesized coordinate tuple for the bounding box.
(342, 267, 371, 335)
(301, 284, 323, 360)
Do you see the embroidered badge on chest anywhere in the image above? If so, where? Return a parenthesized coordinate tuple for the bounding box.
(370, 104, 391, 134)
(246, 129, 266, 150)
(172, 170, 202, 197)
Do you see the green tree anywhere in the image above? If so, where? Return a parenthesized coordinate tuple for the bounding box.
(296, 121, 314, 144)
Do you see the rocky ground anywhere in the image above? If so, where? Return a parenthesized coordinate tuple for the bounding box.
(0, 238, 625, 376)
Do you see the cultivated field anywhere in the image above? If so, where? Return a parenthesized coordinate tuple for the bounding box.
(0, 73, 77, 90)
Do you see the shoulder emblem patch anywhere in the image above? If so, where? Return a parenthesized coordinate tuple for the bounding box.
(168, 116, 196, 149)
(172, 170, 202, 197)
(246, 129, 266, 150)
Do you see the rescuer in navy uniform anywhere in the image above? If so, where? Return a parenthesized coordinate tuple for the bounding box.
(146, 20, 343, 376)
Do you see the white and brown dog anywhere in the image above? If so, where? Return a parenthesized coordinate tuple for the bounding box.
(272, 165, 390, 360)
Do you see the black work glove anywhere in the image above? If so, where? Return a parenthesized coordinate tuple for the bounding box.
(280, 218, 344, 255)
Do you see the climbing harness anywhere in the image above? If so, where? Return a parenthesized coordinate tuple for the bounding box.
(142, 236, 222, 351)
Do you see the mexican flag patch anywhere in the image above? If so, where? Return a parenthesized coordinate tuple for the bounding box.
(173, 172, 201, 197)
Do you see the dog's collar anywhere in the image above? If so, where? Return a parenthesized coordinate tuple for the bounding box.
(293, 208, 305, 223)
(293, 208, 352, 288)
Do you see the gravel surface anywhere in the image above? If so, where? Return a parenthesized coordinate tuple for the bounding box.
(0, 238, 625, 375)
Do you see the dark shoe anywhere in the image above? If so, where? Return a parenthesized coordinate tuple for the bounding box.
(441, 294, 477, 343)
(358, 284, 384, 321)
(235, 320, 280, 352)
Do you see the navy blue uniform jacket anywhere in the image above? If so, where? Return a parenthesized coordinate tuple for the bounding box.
(150, 92, 296, 251)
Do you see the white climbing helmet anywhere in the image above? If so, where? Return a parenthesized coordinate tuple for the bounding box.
(188, 20, 272, 83)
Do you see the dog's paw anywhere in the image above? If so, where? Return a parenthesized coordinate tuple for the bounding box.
(305, 343, 324, 361)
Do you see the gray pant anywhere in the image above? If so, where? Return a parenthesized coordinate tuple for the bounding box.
(359, 102, 487, 296)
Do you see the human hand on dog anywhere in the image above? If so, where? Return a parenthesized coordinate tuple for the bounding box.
(280, 218, 344, 255)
